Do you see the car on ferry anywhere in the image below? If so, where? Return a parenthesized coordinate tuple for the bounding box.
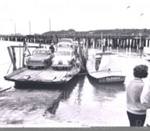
(57, 38, 74, 49)
(26, 48, 54, 69)
(57, 38, 78, 55)
(58, 38, 73, 43)
(51, 48, 76, 70)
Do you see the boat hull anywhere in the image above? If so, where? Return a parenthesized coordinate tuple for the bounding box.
(97, 75, 125, 83)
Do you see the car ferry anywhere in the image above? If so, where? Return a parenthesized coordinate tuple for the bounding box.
(4, 40, 83, 87)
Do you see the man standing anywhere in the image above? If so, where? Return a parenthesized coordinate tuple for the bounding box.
(125, 64, 149, 126)
(49, 43, 55, 53)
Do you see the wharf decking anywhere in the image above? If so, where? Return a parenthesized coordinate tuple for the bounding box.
(4, 66, 80, 84)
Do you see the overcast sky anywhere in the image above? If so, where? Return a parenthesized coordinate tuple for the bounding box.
(0, 0, 150, 35)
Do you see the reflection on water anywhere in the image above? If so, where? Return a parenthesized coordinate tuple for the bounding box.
(87, 75, 125, 101)
(53, 74, 128, 126)
(77, 75, 85, 105)
(59, 76, 82, 101)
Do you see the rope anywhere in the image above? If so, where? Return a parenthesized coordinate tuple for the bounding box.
(6, 63, 12, 75)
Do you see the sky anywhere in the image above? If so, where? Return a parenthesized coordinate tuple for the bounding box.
(0, 0, 150, 35)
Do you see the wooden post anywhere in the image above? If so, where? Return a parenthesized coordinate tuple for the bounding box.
(145, 39, 148, 47)
(7, 47, 15, 71)
(7, 46, 17, 71)
(19, 44, 21, 68)
(39, 37, 42, 48)
(85, 38, 89, 60)
(136, 39, 139, 51)
(139, 34, 142, 49)
(16, 37, 17, 42)
(11, 46, 17, 70)
(22, 40, 27, 67)
(78, 38, 85, 71)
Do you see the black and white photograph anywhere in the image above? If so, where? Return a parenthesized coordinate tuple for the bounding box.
(0, 0, 150, 128)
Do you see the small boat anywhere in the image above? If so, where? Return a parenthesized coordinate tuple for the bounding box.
(86, 50, 125, 83)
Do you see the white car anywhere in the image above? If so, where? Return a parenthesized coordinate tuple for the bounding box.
(58, 38, 73, 43)
(57, 38, 79, 55)
(52, 49, 76, 70)
(57, 41, 74, 49)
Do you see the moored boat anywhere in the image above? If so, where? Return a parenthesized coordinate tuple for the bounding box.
(86, 50, 125, 83)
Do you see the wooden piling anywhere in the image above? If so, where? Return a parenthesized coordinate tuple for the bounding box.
(85, 38, 89, 60)
(7, 47, 17, 71)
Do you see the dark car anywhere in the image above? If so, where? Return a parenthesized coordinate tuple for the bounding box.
(26, 48, 54, 69)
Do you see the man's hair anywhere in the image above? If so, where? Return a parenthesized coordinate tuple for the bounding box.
(133, 64, 148, 78)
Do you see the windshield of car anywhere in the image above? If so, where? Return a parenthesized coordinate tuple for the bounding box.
(59, 39, 72, 43)
(32, 50, 50, 56)
(57, 51, 71, 56)
(57, 42, 73, 48)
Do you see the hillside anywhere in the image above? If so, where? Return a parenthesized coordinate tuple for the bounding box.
(43, 29, 150, 36)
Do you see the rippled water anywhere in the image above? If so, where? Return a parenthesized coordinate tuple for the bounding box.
(54, 75, 127, 126)
(0, 41, 150, 127)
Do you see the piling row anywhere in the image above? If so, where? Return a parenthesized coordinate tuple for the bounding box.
(0, 34, 150, 51)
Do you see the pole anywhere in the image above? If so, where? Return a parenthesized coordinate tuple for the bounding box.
(19, 44, 21, 68)
(29, 21, 31, 35)
(49, 18, 51, 31)
(22, 40, 26, 67)
(14, 23, 16, 35)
